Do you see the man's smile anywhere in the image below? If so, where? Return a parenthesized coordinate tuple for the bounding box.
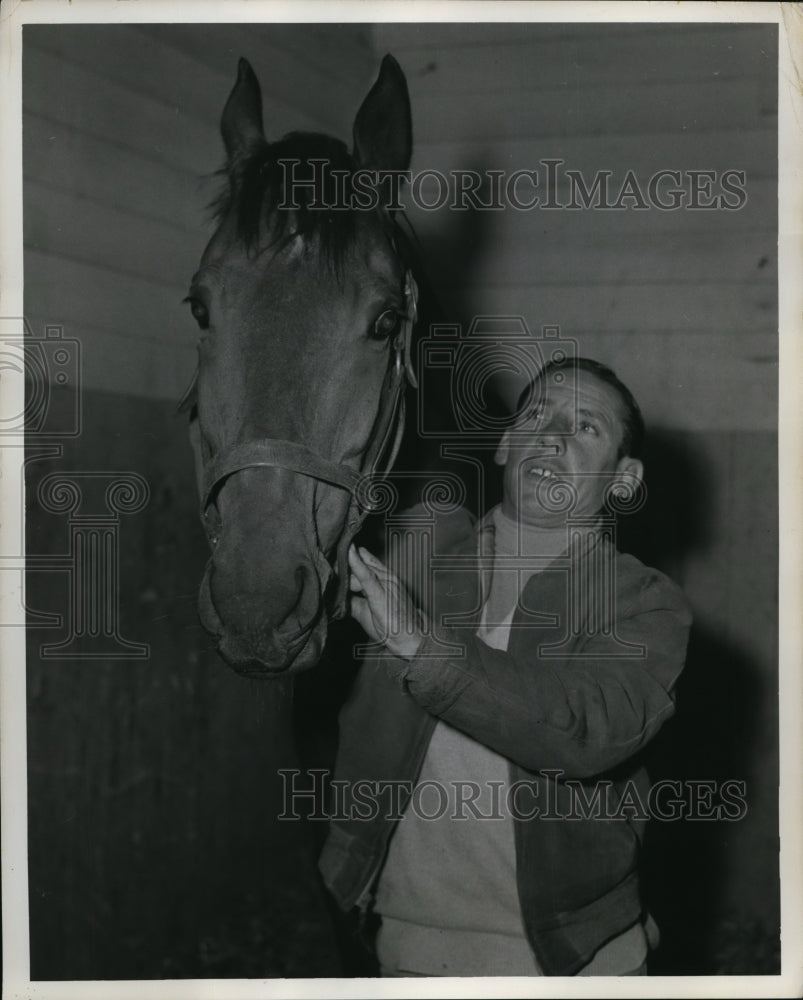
(523, 459, 561, 480)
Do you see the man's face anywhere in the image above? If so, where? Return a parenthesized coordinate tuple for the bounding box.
(495, 369, 643, 528)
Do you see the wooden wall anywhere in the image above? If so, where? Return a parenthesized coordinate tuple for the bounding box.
(21, 20, 779, 977)
(23, 22, 377, 399)
(374, 22, 776, 432)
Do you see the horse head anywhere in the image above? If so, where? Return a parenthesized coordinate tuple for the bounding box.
(185, 56, 416, 676)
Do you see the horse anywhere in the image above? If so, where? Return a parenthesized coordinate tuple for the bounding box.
(182, 55, 421, 677)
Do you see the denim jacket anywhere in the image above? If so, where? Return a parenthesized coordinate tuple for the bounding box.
(319, 515, 692, 975)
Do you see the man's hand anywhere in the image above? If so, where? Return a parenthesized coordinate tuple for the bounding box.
(348, 545, 427, 660)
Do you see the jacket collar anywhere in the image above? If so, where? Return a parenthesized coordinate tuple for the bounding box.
(428, 510, 609, 624)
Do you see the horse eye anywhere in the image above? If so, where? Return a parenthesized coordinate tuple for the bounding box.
(371, 309, 401, 340)
(184, 296, 210, 330)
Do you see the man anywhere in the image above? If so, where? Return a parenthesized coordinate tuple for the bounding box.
(318, 358, 692, 976)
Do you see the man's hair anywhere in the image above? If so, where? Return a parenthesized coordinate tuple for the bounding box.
(516, 357, 645, 460)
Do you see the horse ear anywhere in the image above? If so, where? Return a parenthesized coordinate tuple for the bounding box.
(353, 54, 412, 173)
(221, 58, 266, 167)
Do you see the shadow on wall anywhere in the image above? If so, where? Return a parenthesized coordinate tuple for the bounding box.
(394, 155, 505, 517)
(293, 169, 504, 975)
(642, 625, 779, 975)
(617, 427, 714, 578)
(619, 429, 780, 975)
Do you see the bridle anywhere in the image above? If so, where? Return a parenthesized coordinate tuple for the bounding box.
(190, 268, 418, 622)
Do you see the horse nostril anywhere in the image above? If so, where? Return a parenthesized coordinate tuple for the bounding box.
(295, 563, 311, 595)
(293, 562, 325, 621)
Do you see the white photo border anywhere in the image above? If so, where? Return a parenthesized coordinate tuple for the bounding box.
(1, 2, 800, 998)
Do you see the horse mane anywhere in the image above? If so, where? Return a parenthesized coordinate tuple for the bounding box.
(208, 131, 448, 316)
(209, 131, 394, 273)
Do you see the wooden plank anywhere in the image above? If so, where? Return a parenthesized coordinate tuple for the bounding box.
(404, 182, 775, 269)
(585, 333, 777, 436)
(484, 331, 777, 432)
(22, 131, 777, 321)
(131, 23, 376, 140)
(34, 24, 771, 157)
(375, 23, 777, 88)
(436, 282, 776, 339)
(404, 77, 775, 144)
(133, 21, 373, 90)
(426, 227, 777, 287)
(373, 21, 774, 53)
(26, 23, 368, 141)
(677, 429, 777, 653)
(723, 431, 778, 665)
(409, 131, 775, 179)
(24, 308, 195, 402)
(24, 248, 195, 353)
(26, 25, 241, 134)
(24, 113, 212, 235)
(23, 45, 218, 175)
(23, 249, 777, 412)
(239, 21, 376, 85)
(22, 46, 325, 177)
(24, 179, 201, 290)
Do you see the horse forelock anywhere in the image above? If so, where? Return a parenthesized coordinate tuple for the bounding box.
(209, 131, 401, 274)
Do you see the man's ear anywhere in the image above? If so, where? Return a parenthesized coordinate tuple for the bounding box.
(494, 429, 511, 466)
(613, 456, 644, 490)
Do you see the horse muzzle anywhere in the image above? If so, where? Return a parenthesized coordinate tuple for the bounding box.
(198, 554, 330, 675)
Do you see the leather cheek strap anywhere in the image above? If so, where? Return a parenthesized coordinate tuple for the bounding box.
(328, 270, 418, 617)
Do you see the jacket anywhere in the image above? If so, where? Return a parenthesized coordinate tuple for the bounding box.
(319, 513, 692, 975)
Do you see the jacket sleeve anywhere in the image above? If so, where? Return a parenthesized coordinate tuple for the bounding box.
(398, 572, 692, 779)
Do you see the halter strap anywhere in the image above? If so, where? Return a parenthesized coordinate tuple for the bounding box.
(202, 440, 362, 512)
